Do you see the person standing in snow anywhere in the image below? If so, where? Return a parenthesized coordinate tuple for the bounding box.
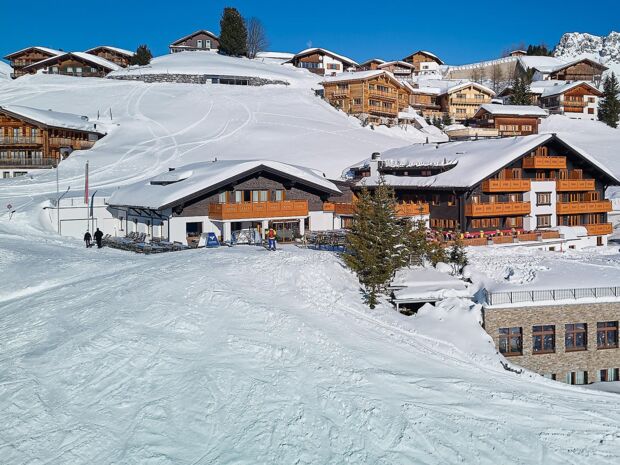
(94, 228, 104, 249)
(84, 231, 92, 248)
(267, 226, 277, 251)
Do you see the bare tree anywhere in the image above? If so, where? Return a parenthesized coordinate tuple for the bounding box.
(246, 17, 269, 59)
(490, 63, 505, 92)
(470, 67, 486, 84)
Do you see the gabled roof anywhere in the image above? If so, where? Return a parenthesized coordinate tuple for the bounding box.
(403, 50, 444, 65)
(85, 46, 135, 57)
(22, 52, 121, 72)
(517, 56, 568, 72)
(475, 104, 548, 118)
(287, 48, 358, 67)
(378, 60, 414, 69)
(0, 104, 104, 134)
(4, 46, 64, 60)
(548, 57, 608, 74)
(442, 81, 495, 97)
(170, 29, 219, 46)
(107, 160, 342, 210)
(322, 70, 406, 89)
(415, 79, 495, 97)
(359, 58, 386, 67)
(350, 134, 620, 189)
(536, 80, 603, 98)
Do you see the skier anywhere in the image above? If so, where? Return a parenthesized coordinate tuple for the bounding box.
(83, 231, 92, 248)
(94, 228, 104, 249)
(267, 227, 277, 251)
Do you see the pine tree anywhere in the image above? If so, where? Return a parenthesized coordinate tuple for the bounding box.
(130, 45, 152, 66)
(426, 240, 447, 266)
(432, 116, 442, 128)
(442, 113, 452, 127)
(402, 219, 428, 266)
(448, 236, 468, 275)
(343, 181, 401, 308)
(598, 72, 620, 128)
(511, 76, 531, 105)
(219, 7, 248, 56)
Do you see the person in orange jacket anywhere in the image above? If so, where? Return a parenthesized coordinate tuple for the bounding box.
(267, 227, 277, 251)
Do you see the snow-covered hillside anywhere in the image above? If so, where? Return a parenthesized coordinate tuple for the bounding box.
(0, 60, 12, 80)
(554, 31, 620, 77)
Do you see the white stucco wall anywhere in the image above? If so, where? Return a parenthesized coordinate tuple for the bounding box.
(524, 181, 556, 230)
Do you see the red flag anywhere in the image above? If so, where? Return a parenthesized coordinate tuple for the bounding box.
(84, 161, 89, 204)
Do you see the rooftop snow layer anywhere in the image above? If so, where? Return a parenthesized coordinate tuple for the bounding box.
(255, 51, 295, 60)
(415, 78, 495, 96)
(477, 104, 548, 117)
(391, 267, 471, 301)
(23, 52, 121, 71)
(531, 80, 601, 97)
(517, 56, 568, 72)
(0, 104, 104, 133)
(4, 46, 64, 59)
(322, 70, 396, 83)
(289, 48, 358, 66)
(108, 159, 341, 210)
(86, 46, 135, 57)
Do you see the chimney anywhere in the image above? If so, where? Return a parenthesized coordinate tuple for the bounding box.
(369, 152, 382, 177)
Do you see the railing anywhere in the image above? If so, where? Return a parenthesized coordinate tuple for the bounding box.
(449, 98, 489, 105)
(484, 286, 620, 307)
(555, 179, 595, 191)
(368, 90, 397, 100)
(556, 200, 612, 214)
(482, 179, 531, 192)
(0, 136, 43, 145)
(562, 100, 586, 108)
(0, 157, 56, 167)
(522, 156, 566, 169)
(584, 223, 613, 236)
(396, 202, 430, 216)
(208, 200, 308, 220)
(465, 201, 531, 217)
(540, 230, 561, 239)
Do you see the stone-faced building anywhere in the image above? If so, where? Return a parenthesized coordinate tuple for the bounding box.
(169, 30, 220, 53)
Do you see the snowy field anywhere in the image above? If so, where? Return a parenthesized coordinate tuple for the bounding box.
(1, 54, 620, 463)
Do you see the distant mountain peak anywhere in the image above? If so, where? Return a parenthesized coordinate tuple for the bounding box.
(554, 31, 620, 64)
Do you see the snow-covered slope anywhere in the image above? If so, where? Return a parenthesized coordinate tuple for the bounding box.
(0, 60, 12, 80)
(554, 31, 620, 77)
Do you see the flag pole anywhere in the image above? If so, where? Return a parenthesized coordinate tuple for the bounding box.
(84, 161, 89, 232)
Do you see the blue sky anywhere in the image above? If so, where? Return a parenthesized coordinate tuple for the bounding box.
(2, 0, 619, 65)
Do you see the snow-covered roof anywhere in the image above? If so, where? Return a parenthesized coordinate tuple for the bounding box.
(22, 52, 121, 71)
(288, 48, 358, 67)
(255, 51, 294, 60)
(517, 56, 568, 72)
(322, 70, 403, 87)
(531, 80, 602, 98)
(352, 133, 620, 189)
(4, 46, 64, 59)
(170, 29, 219, 46)
(391, 267, 471, 302)
(0, 104, 104, 134)
(417, 79, 495, 97)
(85, 46, 135, 57)
(359, 58, 386, 67)
(378, 61, 414, 69)
(404, 50, 444, 64)
(475, 104, 548, 117)
(108, 160, 341, 210)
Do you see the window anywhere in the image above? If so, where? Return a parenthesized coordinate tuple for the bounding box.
(251, 190, 268, 202)
(274, 190, 285, 201)
(205, 40, 211, 49)
(597, 321, 618, 349)
(532, 325, 555, 354)
(353, 98, 362, 105)
(326, 63, 340, 70)
(447, 195, 456, 206)
(599, 368, 619, 382)
(565, 323, 587, 351)
(536, 192, 552, 206)
(431, 194, 440, 206)
(588, 108, 594, 114)
(218, 192, 227, 203)
(521, 125, 533, 132)
(536, 215, 551, 228)
(336, 83, 348, 91)
(456, 93, 466, 99)
(456, 108, 466, 114)
(566, 371, 588, 385)
(499, 327, 522, 356)
(197, 40, 203, 48)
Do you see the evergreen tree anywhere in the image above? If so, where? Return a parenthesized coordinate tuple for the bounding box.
(598, 72, 620, 128)
(343, 181, 401, 308)
(448, 236, 468, 275)
(526, 44, 552, 56)
(432, 115, 442, 128)
(442, 113, 453, 127)
(219, 7, 248, 56)
(130, 45, 152, 66)
(402, 219, 428, 266)
(425, 116, 432, 125)
(511, 76, 531, 105)
(426, 240, 447, 266)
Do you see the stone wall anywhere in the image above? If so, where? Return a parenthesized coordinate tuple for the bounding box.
(483, 302, 620, 383)
(107, 73, 289, 86)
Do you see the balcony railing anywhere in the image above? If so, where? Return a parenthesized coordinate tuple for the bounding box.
(368, 90, 397, 100)
(556, 200, 612, 214)
(584, 223, 613, 236)
(482, 179, 531, 193)
(555, 179, 595, 191)
(449, 98, 489, 105)
(522, 156, 567, 169)
(465, 201, 531, 217)
(0, 136, 43, 145)
(0, 157, 57, 167)
(563, 100, 586, 108)
(396, 202, 430, 216)
(48, 138, 97, 149)
(208, 200, 308, 220)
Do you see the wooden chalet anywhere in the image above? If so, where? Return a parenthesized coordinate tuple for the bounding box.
(404, 83, 442, 117)
(516, 56, 607, 85)
(106, 160, 347, 244)
(377, 61, 414, 79)
(509, 50, 527, 57)
(169, 30, 220, 53)
(402, 50, 443, 75)
(21, 52, 120, 77)
(85, 46, 135, 67)
(0, 105, 105, 178)
(4, 46, 64, 78)
(437, 81, 496, 122)
(321, 70, 411, 125)
(347, 134, 618, 244)
(471, 104, 548, 136)
(286, 48, 358, 76)
(538, 81, 602, 120)
(358, 58, 385, 71)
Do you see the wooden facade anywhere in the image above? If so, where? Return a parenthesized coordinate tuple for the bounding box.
(86, 46, 133, 67)
(322, 72, 411, 124)
(288, 48, 358, 76)
(439, 84, 495, 122)
(377, 61, 414, 79)
(472, 108, 542, 136)
(548, 59, 607, 84)
(169, 30, 220, 53)
(539, 83, 601, 119)
(4, 47, 62, 78)
(358, 59, 385, 71)
(402, 51, 443, 75)
(21, 53, 117, 77)
(0, 108, 104, 177)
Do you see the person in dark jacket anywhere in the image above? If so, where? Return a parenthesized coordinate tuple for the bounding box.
(94, 228, 104, 248)
(84, 231, 92, 248)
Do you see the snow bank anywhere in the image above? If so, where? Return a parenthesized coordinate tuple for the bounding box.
(0, 60, 12, 80)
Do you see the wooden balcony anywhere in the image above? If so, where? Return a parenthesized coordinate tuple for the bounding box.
(396, 202, 430, 216)
(208, 200, 308, 220)
(0, 157, 56, 168)
(368, 90, 397, 100)
(522, 156, 566, 169)
(555, 179, 595, 191)
(482, 179, 531, 192)
(49, 138, 97, 149)
(465, 201, 531, 217)
(556, 200, 612, 214)
(584, 223, 613, 236)
(449, 98, 489, 105)
(0, 136, 43, 145)
(562, 100, 586, 108)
